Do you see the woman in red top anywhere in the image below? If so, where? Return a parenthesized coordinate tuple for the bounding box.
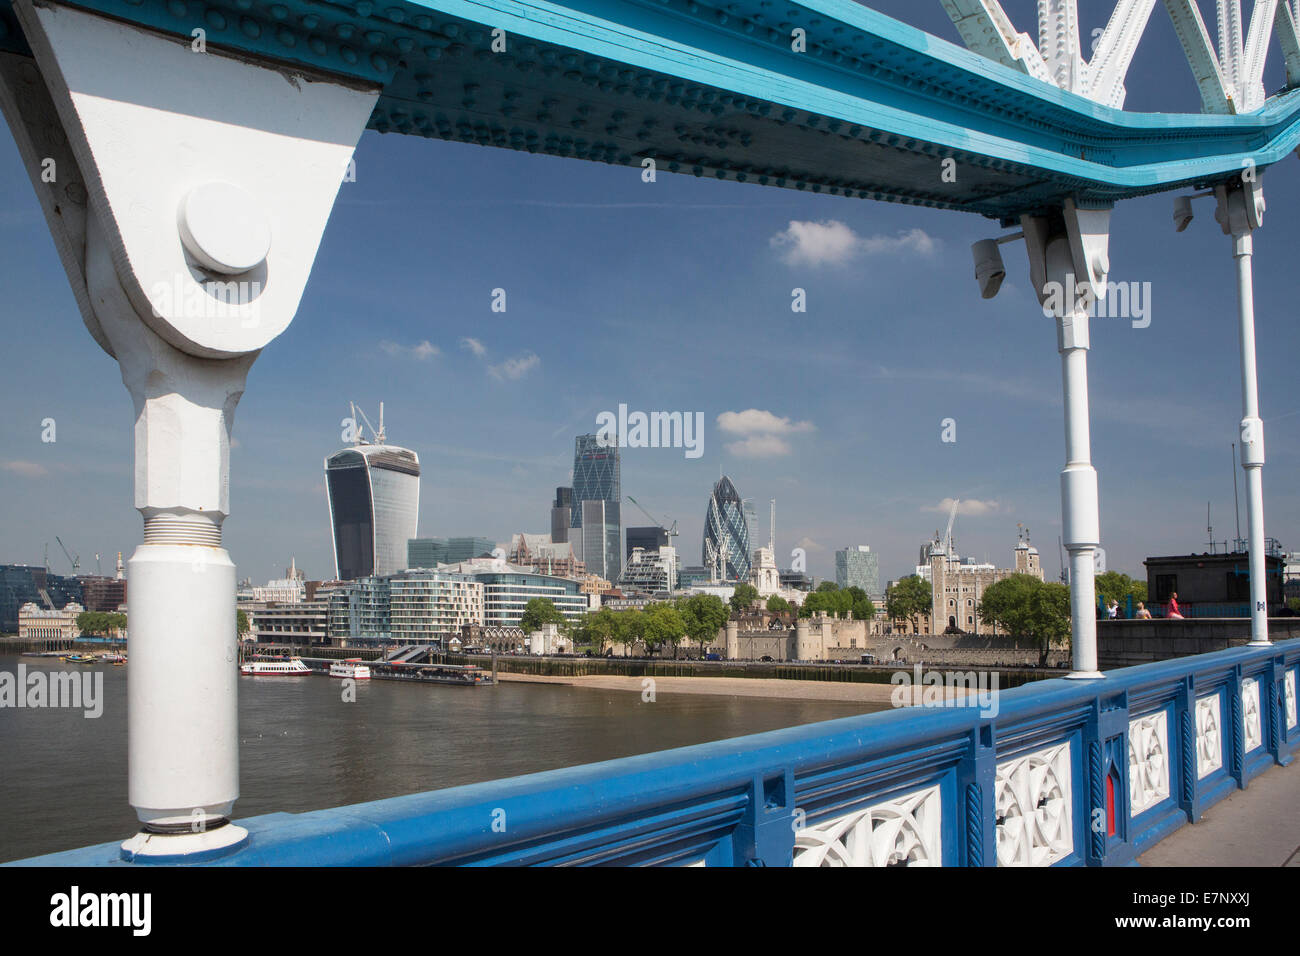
(1168, 592, 1184, 619)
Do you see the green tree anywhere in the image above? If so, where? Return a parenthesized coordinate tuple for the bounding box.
(815, 581, 839, 592)
(236, 609, 250, 640)
(800, 589, 847, 618)
(679, 593, 730, 656)
(579, 606, 617, 654)
(765, 594, 791, 614)
(729, 582, 759, 613)
(611, 608, 645, 656)
(520, 597, 565, 633)
(886, 576, 931, 632)
(978, 575, 1071, 665)
(1094, 571, 1147, 611)
(643, 602, 686, 658)
(1030, 582, 1072, 664)
(845, 586, 876, 621)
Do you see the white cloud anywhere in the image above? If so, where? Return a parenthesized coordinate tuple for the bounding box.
(460, 337, 487, 358)
(796, 536, 824, 553)
(380, 339, 440, 360)
(922, 497, 1003, 517)
(770, 220, 937, 267)
(2, 460, 48, 478)
(717, 408, 816, 436)
(489, 353, 540, 381)
(724, 435, 792, 458)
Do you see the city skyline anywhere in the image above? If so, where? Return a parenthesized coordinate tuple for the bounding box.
(4, 1, 1300, 592)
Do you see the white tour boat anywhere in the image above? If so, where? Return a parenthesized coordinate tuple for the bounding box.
(240, 658, 312, 677)
(329, 659, 371, 680)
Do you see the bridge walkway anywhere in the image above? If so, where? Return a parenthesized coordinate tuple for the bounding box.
(1139, 758, 1300, 867)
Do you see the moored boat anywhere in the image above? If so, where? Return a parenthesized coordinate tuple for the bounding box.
(240, 657, 312, 676)
(329, 659, 371, 680)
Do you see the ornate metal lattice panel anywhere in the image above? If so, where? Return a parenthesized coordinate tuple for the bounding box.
(1195, 694, 1224, 779)
(995, 742, 1073, 867)
(792, 785, 942, 867)
(1242, 678, 1262, 753)
(1128, 710, 1170, 816)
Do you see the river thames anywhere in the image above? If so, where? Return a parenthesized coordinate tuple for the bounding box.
(0, 655, 884, 861)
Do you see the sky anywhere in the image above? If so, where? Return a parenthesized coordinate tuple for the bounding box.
(4, 0, 1300, 588)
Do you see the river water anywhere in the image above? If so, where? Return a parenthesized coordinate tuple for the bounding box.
(0, 655, 883, 861)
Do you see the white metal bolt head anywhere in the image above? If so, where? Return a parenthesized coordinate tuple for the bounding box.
(178, 182, 272, 275)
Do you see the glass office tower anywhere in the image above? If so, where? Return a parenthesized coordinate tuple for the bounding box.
(326, 444, 420, 580)
(407, 537, 496, 568)
(626, 526, 669, 559)
(835, 545, 881, 597)
(551, 486, 572, 544)
(570, 434, 621, 580)
(703, 475, 751, 581)
(578, 499, 622, 583)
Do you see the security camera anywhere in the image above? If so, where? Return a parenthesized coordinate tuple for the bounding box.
(972, 238, 1005, 299)
(1173, 195, 1194, 232)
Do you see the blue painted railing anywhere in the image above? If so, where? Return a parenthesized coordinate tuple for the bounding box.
(9, 640, 1298, 866)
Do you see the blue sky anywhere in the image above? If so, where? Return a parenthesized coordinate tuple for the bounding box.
(4, 0, 1300, 587)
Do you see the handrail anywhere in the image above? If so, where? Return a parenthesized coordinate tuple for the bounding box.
(9, 639, 1297, 867)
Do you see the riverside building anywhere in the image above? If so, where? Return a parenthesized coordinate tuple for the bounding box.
(388, 571, 485, 645)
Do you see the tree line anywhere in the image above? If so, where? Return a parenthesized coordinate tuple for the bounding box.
(517, 567, 1148, 662)
(75, 611, 127, 636)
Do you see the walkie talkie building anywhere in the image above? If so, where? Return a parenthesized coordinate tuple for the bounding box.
(703, 475, 751, 582)
(326, 441, 420, 581)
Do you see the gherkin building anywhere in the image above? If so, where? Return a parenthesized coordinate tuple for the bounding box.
(702, 475, 751, 582)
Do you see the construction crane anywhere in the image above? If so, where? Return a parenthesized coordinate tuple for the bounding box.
(625, 495, 678, 539)
(55, 536, 80, 574)
(349, 400, 386, 445)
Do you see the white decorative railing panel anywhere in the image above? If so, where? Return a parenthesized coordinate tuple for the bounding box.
(1195, 694, 1224, 780)
(1128, 710, 1170, 816)
(995, 743, 1073, 867)
(792, 784, 943, 867)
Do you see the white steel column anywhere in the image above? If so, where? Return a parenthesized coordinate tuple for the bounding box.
(1217, 181, 1270, 644)
(1022, 201, 1111, 679)
(1060, 312, 1100, 677)
(1, 1, 377, 857)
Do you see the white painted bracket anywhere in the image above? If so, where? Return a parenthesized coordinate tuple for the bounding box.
(12, 0, 379, 360)
(1215, 177, 1266, 237)
(1020, 200, 1112, 321)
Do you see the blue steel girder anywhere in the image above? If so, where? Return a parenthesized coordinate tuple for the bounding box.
(3, 0, 1300, 221)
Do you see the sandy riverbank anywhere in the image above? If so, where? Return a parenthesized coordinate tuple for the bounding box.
(497, 671, 987, 704)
